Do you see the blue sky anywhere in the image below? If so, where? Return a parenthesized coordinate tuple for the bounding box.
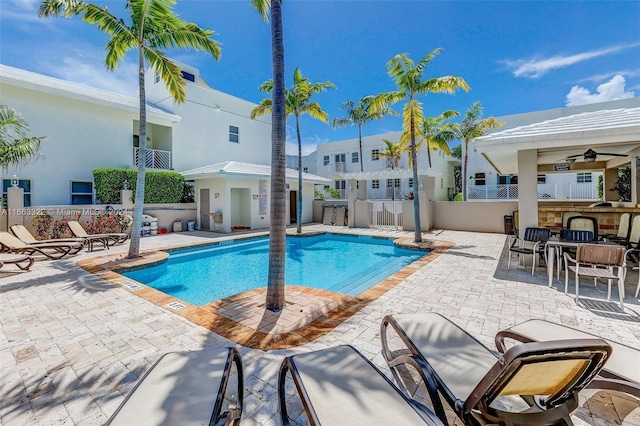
(1, 0, 639, 155)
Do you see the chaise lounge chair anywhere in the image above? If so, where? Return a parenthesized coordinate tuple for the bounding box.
(0, 232, 83, 259)
(67, 220, 128, 249)
(10, 224, 90, 251)
(107, 347, 243, 426)
(380, 313, 611, 425)
(495, 319, 640, 398)
(0, 253, 34, 271)
(278, 345, 443, 425)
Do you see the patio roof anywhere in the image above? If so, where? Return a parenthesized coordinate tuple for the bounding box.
(475, 106, 640, 175)
(180, 161, 331, 184)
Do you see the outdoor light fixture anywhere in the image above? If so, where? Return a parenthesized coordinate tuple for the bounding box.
(584, 150, 597, 163)
(123, 179, 129, 190)
(11, 174, 18, 187)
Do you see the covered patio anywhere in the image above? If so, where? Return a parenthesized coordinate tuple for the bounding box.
(474, 106, 640, 234)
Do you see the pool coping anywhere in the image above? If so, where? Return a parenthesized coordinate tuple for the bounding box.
(77, 232, 454, 350)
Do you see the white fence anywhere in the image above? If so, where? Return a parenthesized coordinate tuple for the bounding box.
(133, 147, 172, 170)
(568, 183, 597, 199)
(467, 184, 556, 200)
(369, 200, 403, 230)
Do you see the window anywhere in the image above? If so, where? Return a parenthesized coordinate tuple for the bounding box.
(408, 178, 414, 188)
(474, 173, 486, 186)
(498, 175, 508, 185)
(387, 178, 400, 188)
(181, 71, 195, 82)
(303, 167, 308, 173)
(335, 153, 346, 163)
(537, 175, 546, 184)
(335, 180, 346, 190)
(371, 180, 380, 189)
(154, 73, 160, 84)
(323, 155, 330, 166)
(352, 152, 359, 163)
(229, 125, 239, 143)
(371, 149, 380, 161)
(71, 181, 93, 205)
(441, 178, 443, 189)
(577, 172, 592, 183)
(2, 179, 32, 207)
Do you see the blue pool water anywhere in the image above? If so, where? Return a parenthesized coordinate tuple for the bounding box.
(122, 234, 425, 306)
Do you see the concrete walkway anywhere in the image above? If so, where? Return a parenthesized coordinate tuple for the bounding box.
(1, 226, 638, 425)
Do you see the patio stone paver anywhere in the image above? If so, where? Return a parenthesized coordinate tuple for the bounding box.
(0, 225, 639, 425)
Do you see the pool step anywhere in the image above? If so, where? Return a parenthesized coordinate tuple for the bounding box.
(328, 257, 412, 296)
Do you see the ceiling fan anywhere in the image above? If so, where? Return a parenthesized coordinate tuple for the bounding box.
(565, 148, 629, 163)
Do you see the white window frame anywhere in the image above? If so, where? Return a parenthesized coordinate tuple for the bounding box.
(577, 172, 592, 183)
(352, 152, 359, 163)
(371, 149, 380, 161)
(71, 181, 93, 205)
(371, 180, 380, 189)
(229, 125, 239, 143)
(2, 179, 32, 207)
(323, 155, 330, 166)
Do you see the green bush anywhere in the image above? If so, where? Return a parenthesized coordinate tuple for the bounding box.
(93, 168, 184, 203)
(453, 193, 463, 201)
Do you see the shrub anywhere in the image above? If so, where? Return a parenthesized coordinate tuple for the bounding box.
(453, 193, 463, 201)
(180, 181, 195, 203)
(84, 212, 130, 234)
(31, 213, 73, 240)
(93, 168, 184, 203)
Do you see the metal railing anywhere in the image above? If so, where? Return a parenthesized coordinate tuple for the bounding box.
(133, 147, 172, 169)
(466, 184, 557, 200)
(369, 200, 403, 230)
(568, 183, 597, 199)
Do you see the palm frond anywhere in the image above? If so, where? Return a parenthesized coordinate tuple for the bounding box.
(300, 102, 329, 123)
(332, 117, 353, 129)
(149, 25, 221, 59)
(0, 137, 45, 171)
(250, 99, 273, 119)
(144, 49, 186, 102)
(250, 0, 271, 23)
(38, 0, 87, 18)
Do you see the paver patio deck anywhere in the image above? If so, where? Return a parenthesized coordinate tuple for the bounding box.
(1, 225, 638, 425)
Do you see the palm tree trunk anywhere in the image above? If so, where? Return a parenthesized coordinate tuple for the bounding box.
(127, 47, 146, 259)
(358, 125, 363, 172)
(266, 0, 286, 311)
(462, 141, 469, 201)
(410, 110, 422, 242)
(296, 115, 302, 234)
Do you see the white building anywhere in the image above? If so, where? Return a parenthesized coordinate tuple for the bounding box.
(1, 62, 327, 232)
(313, 131, 457, 201)
(465, 98, 640, 201)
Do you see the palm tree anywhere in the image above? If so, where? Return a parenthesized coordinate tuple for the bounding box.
(375, 49, 469, 242)
(251, 68, 335, 235)
(380, 139, 403, 200)
(250, 0, 286, 311)
(39, 0, 220, 259)
(332, 96, 397, 172)
(459, 102, 503, 201)
(418, 110, 459, 168)
(0, 105, 45, 172)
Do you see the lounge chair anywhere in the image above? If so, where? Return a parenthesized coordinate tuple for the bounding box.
(0, 232, 83, 259)
(10, 224, 91, 251)
(67, 220, 128, 249)
(495, 319, 639, 397)
(107, 347, 243, 426)
(380, 313, 611, 425)
(278, 345, 443, 426)
(0, 253, 34, 271)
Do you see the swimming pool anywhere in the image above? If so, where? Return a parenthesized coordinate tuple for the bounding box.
(122, 234, 425, 306)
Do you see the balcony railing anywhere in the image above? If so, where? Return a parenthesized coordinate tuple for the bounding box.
(467, 184, 557, 200)
(133, 147, 172, 170)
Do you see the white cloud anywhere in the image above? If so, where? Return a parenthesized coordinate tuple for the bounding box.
(576, 69, 640, 83)
(1, 0, 46, 23)
(285, 125, 325, 156)
(565, 74, 635, 106)
(503, 43, 640, 78)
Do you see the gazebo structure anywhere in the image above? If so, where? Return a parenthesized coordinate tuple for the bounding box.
(475, 105, 640, 234)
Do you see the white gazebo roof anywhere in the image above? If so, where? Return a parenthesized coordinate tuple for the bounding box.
(180, 161, 331, 184)
(475, 106, 640, 175)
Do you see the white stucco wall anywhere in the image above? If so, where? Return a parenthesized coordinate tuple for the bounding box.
(1, 83, 172, 206)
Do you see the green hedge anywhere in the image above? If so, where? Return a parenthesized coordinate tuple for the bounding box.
(93, 168, 184, 204)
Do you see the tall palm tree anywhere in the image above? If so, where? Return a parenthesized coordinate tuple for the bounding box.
(39, 0, 220, 259)
(459, 102, 503, 201)
(418, 110, 459, 168)
(374, 49, 469, 242)
(250, 0, 286, 311)
(251, 68, 335, 234)
(0, 105, 45, 172)
(380, 139, 403, 200)
(332, 96, 397, 172)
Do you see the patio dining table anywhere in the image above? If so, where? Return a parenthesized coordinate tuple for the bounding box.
(545, 239, 619, 287)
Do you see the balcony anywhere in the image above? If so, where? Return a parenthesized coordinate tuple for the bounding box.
(133, 147, 172, 170)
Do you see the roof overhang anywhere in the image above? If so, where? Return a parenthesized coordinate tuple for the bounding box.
(475, 107, 640, 175)
(181, 161, 331, 184)
(335, 168, 441, 180)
